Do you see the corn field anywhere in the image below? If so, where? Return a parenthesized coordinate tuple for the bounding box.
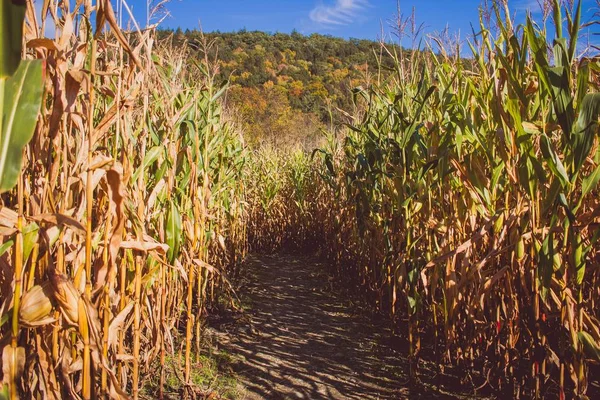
(303, 2, 600, 398)
(1, 0, 600, 399)
(1, 1, 248, 398)
(253, 1, 600, 398)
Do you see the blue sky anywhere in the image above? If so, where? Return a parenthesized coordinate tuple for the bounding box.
(117, 0, 598, 46)
(35, 1, 595, 47)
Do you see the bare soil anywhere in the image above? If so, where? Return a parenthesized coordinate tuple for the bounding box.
(207, 254, 482, 399)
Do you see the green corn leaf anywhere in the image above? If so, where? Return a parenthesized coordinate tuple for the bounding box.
(132, 146, 163, 183)
(407, 295, 417, 314)
(325, 155, 335, 176)
(582, 164, 600, 199)
(571, 93, 600, 174)
(517, 156, 536, 200)
(491, 1, 509, 41)
(576, 59, 590, 107)
(538, 217, 557, 300)
(553, 0, 562, 39)
(211, 80, 229, 102)
(0, 60, 44, 193)
(553, 38, 570, 70)
(570, 231, 586, 285)
(22, 223, 39, 264)
(529, 154, 547, 185)
(567, 0, 582, 63)
(578, 331, 600, 362)
(540, 134, 570, 188)
(543, 179, 563, 214)
(166, 200, 182, 264)
(525, 18, 551, 95)
(537, 232, 554, 300)
(0, 239, 13, 257)
(548, 65, 574, 139)
(558, 193, 576, 223)
(0, 311, 8, 329)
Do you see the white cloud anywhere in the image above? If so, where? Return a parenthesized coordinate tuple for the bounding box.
(309, 0, 370, 27)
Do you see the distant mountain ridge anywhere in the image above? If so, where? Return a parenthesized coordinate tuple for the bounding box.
(158, 29, 403, 147)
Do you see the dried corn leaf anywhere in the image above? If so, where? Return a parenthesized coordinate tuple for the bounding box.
(2, 346, 25, 390)
(30, 213, 85, 235)
(121, 235, 168, 254)
(95, 166, 125, 290)
(96, 0, 141, 69)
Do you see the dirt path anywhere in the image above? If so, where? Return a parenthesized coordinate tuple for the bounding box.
(207, 254, 441, 399)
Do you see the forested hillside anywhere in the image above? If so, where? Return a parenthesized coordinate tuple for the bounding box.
(159, 29, 404, 147)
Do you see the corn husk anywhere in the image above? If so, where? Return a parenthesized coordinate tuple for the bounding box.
(19, 282, 55, 327)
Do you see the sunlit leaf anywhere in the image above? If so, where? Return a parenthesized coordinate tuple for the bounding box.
(0, 60, 43, 192)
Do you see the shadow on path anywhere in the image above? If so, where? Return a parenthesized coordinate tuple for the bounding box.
(208, 254, 452, 399)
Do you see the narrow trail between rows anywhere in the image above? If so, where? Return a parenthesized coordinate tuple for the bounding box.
(208, 254, 450, 399)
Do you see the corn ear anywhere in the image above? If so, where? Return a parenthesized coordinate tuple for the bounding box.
(18, 282, 54, 327)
